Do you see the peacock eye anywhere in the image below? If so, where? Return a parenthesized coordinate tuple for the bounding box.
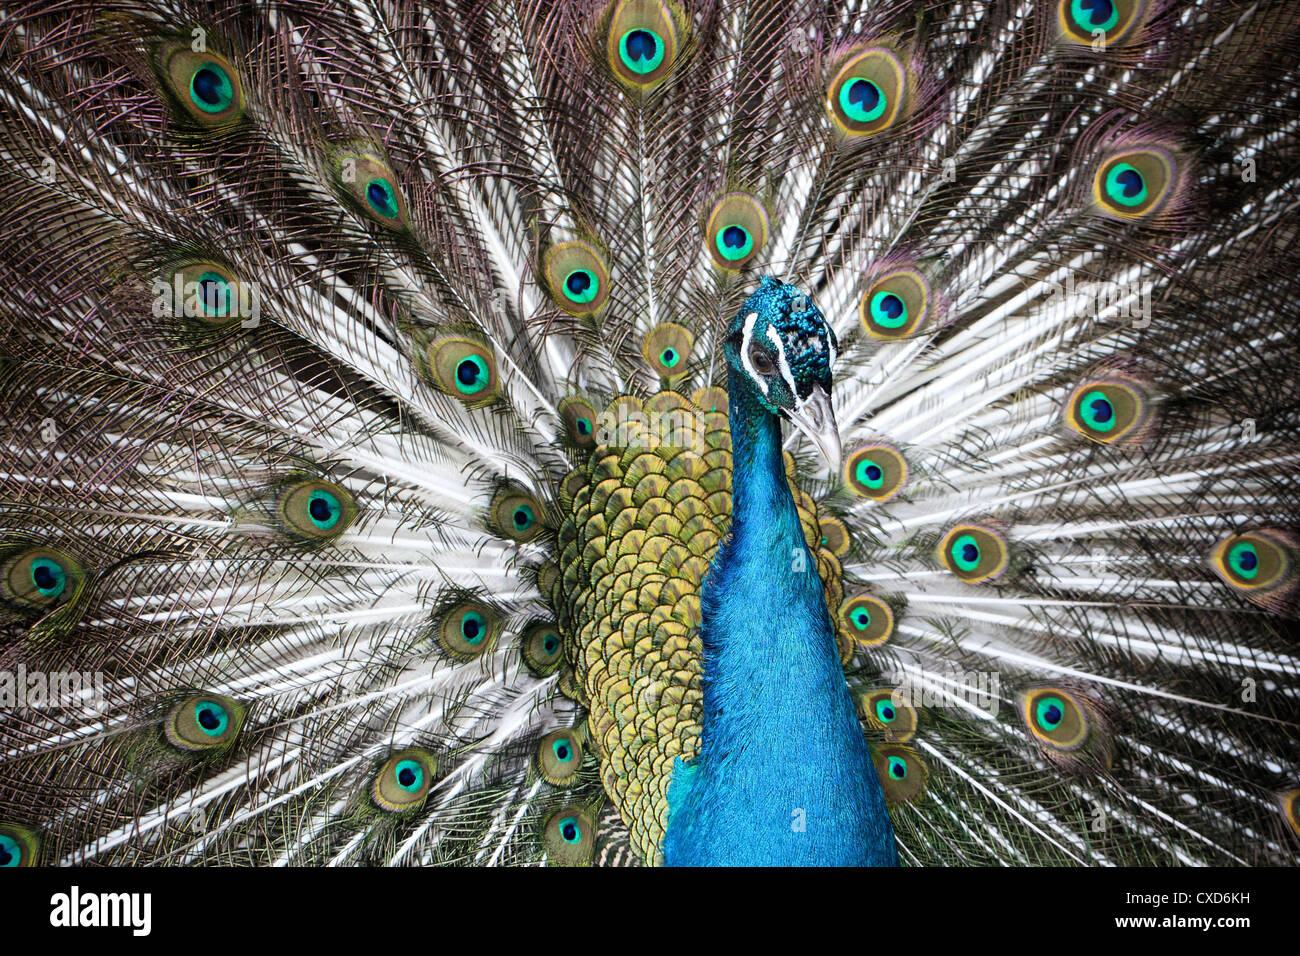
(606, 1, 679, 89)
(564, 269, 599, 304)
(1209, 530, 1292, 601)
(329, 148, 410, 230)
(168, 261, 253, 328)
(748, 343, 774, 375)
(860, 688, 917, 742)
(0, 826, 38, 868)
(871, 746, 929, 805)
(425, 333, 499, 405)
(558, 396, 598, 447)
(521, 622, 564, 676)
(1021, 687, 1093, 752)
(164, 693, 244, 752)
(939, 524, 1009, 583)
(365, 177, 401, 221)
(194, 700, 230, 737)
(394, 759, 425, 792)
(643, 323, 695, 378)
(543, 241, 611, 315)
(0, 833, 21, 867)
(951, 534, 983, 571)
(197, 271, 233, 318)
(839, 594, 895, 646)
(870, 291, 907, 328)
(619, 30, 664, 75)
(841, 78, 887, 124)
(29, 557, 66, 599)
(705, 193, 768, 270)
(1104, 163, 1146, 207)
(371, 749, 436, 811)
(1092, 148, 1178, 220)
(490, 487, 545, 543)
(437, 600, 500, 659)
(844, 444, 908, 502)
(542, 806, 596, 864)
(460, 610, 488, 645)
(826, 46, 909, 137)
(159, 45, 245, 125)
(559, 816, 581, 842)
(536, 729, 584, 785)
(278, 479, 355, 541)
(190, 62, 234, 112)
(1072, 0, 1120, 31)
(1035, 696, 1066, 732)
(3, 548, 82, 608)
(860, 268, 930, 338)
(1064, 377, 1151, 444)
(1059, 0, 1146, 46)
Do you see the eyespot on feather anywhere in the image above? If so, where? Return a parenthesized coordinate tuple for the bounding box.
(157, 43, 245, 125)
(558, 396, 599, 448)
(871, 745, 928, 805)
(605, 0, 682, 90)
(436, 600, 500, 660)
(1058, 0, 1149, 47)
(642, 323, 695, 379)
(0, 824, 40, 868)
(1064, 377, 1152, 444)
(839, 594, 894, 646)
(1279, 789, 1300, 838)
(859, 268, 929, 338)
(2, 548, 82, 608)
(164, 693, 245, 752)
(166, 261, 255, 327)
(277, 479, 356, 541)
(490, 487, 545, 543)
(521, 622, 565, 676)
(826, 45, 910, 137)
(1092, 147, 1178, 220)
(329, 148, 410, 230)
(938, 524, 1008, 584)
(1019, 686, 1092, 753)
(371, 749, 437, 812)
(536, 729, 585, 785)
(860, 688, 917, 743)
(704, 193, 769, 270)
(817, 517, 850, 557)
(541, 806, 597, 865)
(844, 443, 908, 501)
(543, 241, 611, 315)
(1208, 530, 1299, 617)
(427, 333, 500, 406)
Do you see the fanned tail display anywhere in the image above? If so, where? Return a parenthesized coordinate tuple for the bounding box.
(0, 0, 1297, 867)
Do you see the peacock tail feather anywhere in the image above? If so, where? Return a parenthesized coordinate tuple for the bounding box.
(0, 0, 1297, 866)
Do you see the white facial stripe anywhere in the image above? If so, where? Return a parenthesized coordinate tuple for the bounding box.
(765, 324, 798, 400)
(740, 311, 768, 395)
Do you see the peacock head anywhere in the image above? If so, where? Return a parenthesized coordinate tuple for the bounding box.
(724, 276, 842, 468)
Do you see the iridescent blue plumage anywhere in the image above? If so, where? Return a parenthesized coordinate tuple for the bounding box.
(662, 279, 896, 866)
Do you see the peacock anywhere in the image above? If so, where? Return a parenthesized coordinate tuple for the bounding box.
(0, 0, 1297, 869)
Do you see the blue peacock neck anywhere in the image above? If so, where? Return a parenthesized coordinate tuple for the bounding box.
(660, 367, 897, 866)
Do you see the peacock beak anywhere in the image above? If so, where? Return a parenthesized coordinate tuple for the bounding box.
(784, 384, 842, 474)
